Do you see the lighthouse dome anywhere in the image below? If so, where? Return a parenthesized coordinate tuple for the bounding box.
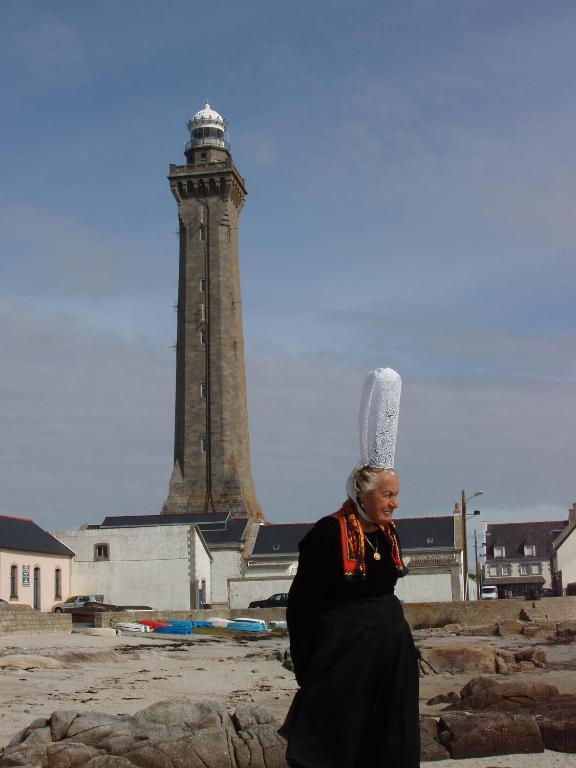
(186, 102, 229, 151)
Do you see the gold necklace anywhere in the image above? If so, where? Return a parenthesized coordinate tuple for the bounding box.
(363, 530, 381, 561)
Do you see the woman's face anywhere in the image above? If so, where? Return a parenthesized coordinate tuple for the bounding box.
(361, 470, 399, 526)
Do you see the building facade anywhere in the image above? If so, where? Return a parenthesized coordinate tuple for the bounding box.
(483, 519, 569, 598)
(230, 515, 464, 608)
(552, 503, 576, 595)
(162, 103, 262, 520)
(0, 515, 73, 612)
(53, 515, 213, 611)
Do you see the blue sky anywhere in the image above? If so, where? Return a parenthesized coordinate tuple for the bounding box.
(1, 1, 575, 541)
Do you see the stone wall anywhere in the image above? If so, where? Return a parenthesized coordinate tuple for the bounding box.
(0, 607, 71, 635)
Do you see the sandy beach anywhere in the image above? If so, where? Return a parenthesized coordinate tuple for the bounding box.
(0, 629, 575, 767)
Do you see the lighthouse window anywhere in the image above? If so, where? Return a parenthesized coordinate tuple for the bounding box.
(201, 437, 208, 452)
(200, 330, 208, 344)
(199, 279, 206, 292)
(200, 383, 207, 398)
(199, 227, 206, 241)
(198, 207, 204, 223)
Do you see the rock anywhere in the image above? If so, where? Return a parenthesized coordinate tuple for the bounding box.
(514, 649, 547, 667)
(497, 620, 526, 636)
(51, 710, 81, 741)
(46, 742, 104, 768)
(442, 623, 464, 634)
(460, 677, 560, 711)
(558, 620, 576, 632)
(460, 624, 498, 637)
(495, 657, 510, 674)
(0, 654, 68, 670)
(439, 712, 544, 758)
(65, 713, 125, 748)
(1, 701, 287, 768)
(497, 649, 516, 666)
(418, 644, 497, 675)
(419, 718, 450, 761)
(426, 692, 460, 706)
(0, 726, 53, 767)
(538, 711, 576, 753)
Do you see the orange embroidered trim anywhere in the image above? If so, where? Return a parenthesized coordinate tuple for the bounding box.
(334, 500, 406, 576)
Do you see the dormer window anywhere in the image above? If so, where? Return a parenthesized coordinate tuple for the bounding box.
(426, 537, 434, 545)
(272, 544, 280, 551)
(494, 546, 506, 558)
(524, 544, 536, 557)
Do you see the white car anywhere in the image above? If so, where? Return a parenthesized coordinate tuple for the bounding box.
(481, 586, 498, 600)
(51, 595, 104, 613)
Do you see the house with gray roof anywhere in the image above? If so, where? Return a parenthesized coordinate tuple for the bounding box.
(227, 512, 465, 608)
(1, 514, 74, 611)
(483, 517, 570, 598)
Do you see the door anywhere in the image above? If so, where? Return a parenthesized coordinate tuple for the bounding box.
(33, 567, 41, 610)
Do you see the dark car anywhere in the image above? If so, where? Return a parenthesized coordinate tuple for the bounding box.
(0, 598, 8, 605)
(249, 593, 289, 609)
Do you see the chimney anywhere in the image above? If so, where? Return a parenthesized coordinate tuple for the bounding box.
(453, 502, 464, 550)
(569, 502, 576, 524)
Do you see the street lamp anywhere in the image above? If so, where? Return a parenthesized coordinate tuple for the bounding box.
(461, 490, 483, 601)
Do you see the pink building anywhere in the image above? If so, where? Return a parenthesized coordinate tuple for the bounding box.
(0, 515, 74, 612)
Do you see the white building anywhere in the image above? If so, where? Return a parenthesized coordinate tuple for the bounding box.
(53, 514, 214, 610)
(552, 503, 576, 595)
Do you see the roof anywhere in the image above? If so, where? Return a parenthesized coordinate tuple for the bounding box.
(483, 576, 545, 586)
(0, 515, 74, 557)
(485, 520, 568, 560)
(250, 515, 456, 558)
(251, 523, 313, 557)
(100, 512, 230, 529)
(395, 516, 455, 549)
(97, 513, 247, 548)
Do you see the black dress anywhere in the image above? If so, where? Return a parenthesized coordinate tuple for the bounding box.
(281, 515, 420, 768)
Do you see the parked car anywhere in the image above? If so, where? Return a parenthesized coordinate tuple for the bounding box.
(480, 586, 498, 600)
(0, 598, 8, 605)
(249, 593, 289, 608)
(541, 588, 556, 598)
(51, 595, 104, 613)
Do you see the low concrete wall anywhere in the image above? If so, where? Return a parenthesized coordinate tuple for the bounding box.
(92, 597, 576, 630)
(0, 607, 71, 635)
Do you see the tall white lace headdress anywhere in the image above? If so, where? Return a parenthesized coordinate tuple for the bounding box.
(346, 368, 402, 515)
(359, 367, 401, 469)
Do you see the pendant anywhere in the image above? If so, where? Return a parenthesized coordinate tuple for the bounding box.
(373, 552, 381, 561)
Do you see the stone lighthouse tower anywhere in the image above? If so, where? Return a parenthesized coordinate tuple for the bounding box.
(162, 103, 262, 519)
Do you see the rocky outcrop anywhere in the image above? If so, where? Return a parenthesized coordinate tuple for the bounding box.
(438, 712, 544, 758)
(0, 701, 286, 768)
(417, 643, 547, 676)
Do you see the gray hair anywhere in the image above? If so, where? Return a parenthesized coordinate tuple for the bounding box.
(352, 465, 396, 498)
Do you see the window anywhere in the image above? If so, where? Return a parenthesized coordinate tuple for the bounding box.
(198, 206, 204, 223)
(54, 568, 62, 600)
(200, 278, 207, 292)
(200, 330, 208, 344)
(524, 544, 536, 557)
(94, 544, 110, 562)
(426, 537, 434, 545)
(201, 437, 208, 452)
(502, 565, 512, 576)
(520, 564, 529, 575)
(272, 544, 281, 551)
(489, 566, 499, 576)
(10, 565, 18, 599)
(199, 227, 206, 242)
(494, 546, 506, 558)
(200, 383, 207, 398)
(531, 563, 542, 575)
(200, 303, 205, 322)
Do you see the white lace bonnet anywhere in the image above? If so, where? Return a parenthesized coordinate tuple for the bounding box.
(347, 368, 402, 508)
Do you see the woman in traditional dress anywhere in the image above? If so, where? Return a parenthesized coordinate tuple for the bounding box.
(280, 369, 420, 768)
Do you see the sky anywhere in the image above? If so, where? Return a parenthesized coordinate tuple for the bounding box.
(1, 1, 575, 549)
